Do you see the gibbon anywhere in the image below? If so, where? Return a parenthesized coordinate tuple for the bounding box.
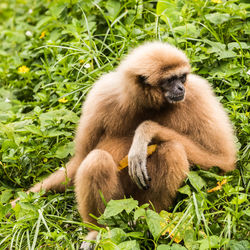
(11, 42, 236, 246)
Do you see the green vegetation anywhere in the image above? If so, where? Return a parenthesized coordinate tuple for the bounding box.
(0, 0, 249, 249)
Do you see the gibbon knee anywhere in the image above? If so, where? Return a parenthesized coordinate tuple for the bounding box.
(139, 141, 189, 211)
(75, 150, 124, 222)
(158, 141, 189, 196)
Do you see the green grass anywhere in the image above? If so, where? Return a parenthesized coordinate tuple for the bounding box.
(0, 0, 249, 249)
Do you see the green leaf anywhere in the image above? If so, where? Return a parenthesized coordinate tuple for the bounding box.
(157, 244, 187, 250)
(228, 240, 250, 250)
(156, 0, 181, 25)
(54, 141, 75, 159)
(134, 207, 146, 220)
(146, 210, 164, 239)
(218, 50, 237, 60)
(171, 244, 187, 250)
(40, 109, 79, 127)
(105, 228, 127, 244)
(102, 199, 138, 218)
(157, 245, 171, 250)
(126, 232, 144, 238)
(188, 171, 206, 191)
(184, 229, 197, 249)
(0, 190, 12, 203)
(228, 42, 249, 50)
(0, 203, 11, 220)
(105, 0, 120, 20)
(199, 236, 221, 250)
(178, 185, 191, 196)
(173, 24, 199, 38)
(118, 240, 140, 250)
(25, 125, 43, 136)
(205, 13, 230, 25)
(231, 194, 248, 205)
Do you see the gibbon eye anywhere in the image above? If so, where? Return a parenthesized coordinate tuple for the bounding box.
(180, 74, 187, 83)
(138, 75, 148, 84)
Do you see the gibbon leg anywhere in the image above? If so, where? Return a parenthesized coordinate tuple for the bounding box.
(134, 141, 189, 212)
(29, 156, 83, 193)
(10, 156, 83, 208)
(75, 149, 124, 224)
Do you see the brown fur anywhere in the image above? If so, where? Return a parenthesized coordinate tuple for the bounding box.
(11, 42, 236, 243)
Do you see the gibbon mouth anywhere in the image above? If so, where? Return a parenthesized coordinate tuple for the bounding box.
(166, 94, 185, 102)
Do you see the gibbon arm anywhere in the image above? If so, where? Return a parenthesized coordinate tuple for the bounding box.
(128, 120, 236, 189)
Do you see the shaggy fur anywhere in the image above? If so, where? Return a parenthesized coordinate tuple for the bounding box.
(12, 42, 236, 245)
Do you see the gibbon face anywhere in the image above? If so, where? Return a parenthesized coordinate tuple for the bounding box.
(159, 72, 187, 103)
(119, 42, 191, 104)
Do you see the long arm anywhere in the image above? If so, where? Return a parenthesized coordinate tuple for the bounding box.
(128, 120, 236, 189)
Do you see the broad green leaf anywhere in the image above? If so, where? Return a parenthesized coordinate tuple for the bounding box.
(146, 210, 164, 239)
(218, 50, 237, 60)
(228, 42, 249, 50)
(0, 190, 12, 203)
(55, 141, 75, 159)
(231, 193, 248, 205)
(188, 171, 206, 191)
(105, 0, 120, 20)
(25, 125, 43, 136)
(157, 245, 171, 250)
(104, 228, 127, 244)
(199, 235, 221, 250)
(1, 139, 17, 151)
(126, 232, 143, 238)
(0, 203, 11, 220)
(178, 185, 191, 196)
(156, 0, 181, 25)
(205, 13, 230, 25)
(102, 199, 138, 218)
(228, 240, 250, 250)
(134, 207, 146, 220)
(40, 109, 79, 126)
(118, 240, 140, 250)
(184, 229, 198, 249)
(173, 24, 199, 38)
(171, 244, 187, 250)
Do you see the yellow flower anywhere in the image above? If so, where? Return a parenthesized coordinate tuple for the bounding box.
(211, 0, 222, 3)
(18, 65, 30, 73)
(59, 97, 68, 103)
(43, 158, 48, 163)
(207, 179, 227, 193)
(79, 59, 85, 64)
(40, 31, 46, 39)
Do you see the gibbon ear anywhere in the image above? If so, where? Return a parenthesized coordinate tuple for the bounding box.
(137, 75, 148, 85)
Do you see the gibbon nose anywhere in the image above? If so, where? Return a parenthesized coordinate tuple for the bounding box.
(178, 85, 184, 91)
(176, 84, 185, 94)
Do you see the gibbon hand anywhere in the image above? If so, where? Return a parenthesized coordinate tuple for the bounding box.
(128, 140, 151, 190)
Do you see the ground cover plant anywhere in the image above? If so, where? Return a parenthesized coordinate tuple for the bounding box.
(0, 0, 249, 249)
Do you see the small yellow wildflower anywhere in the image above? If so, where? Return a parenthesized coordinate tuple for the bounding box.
(211, 0, 222, 3)
(59, 97, 68, 103)
(79, 59, 85, 64)
(18, 65, 30, 73)
(43, 158, 48, 163)
(40, 31, 46, 39)
(207, 179, 227, 193)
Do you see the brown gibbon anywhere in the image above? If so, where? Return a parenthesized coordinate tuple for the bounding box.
(11, 42, 236, 245)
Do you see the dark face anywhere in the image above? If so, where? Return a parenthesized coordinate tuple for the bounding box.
(160, 73, 187, 103)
